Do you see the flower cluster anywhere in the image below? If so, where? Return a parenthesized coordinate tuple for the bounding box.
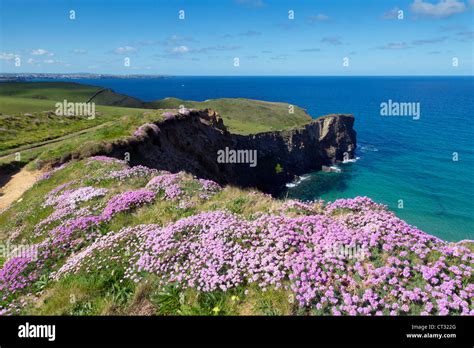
(54, 200, 474, 316)
(102, 189, 156, 220)
(42, 186, 108, 209)
(280, 199, 322, 215)
(325, 196, 386, 214)
(197, 179, 221, 199)
(133, 123, 160, 137)
(162, 112, 175, 120)
(146, 173, 184, 200)
(145, 174, 221, 202)
(34, 206, 91, 237)
(88, 156, 126, 165)
(0, 256, 35, 297)
(101, 165, 159, 181)
(51, 225, 148, 280)
(37, 163, 70, 182)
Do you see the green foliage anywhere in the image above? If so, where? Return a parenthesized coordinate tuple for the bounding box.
(227, 197, 247, 214)
(151, 284, 183, 315)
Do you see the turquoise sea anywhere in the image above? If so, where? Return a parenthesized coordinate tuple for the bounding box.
(44, 76, 474, 241)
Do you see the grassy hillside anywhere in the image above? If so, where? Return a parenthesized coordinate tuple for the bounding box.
(0, 158, 472, 316)
(0, 81, 144, 106)
(0, 82, 312, 169)
(149, 97, 312, 134)
(0, 82, 101, 101)
(0, 97, 152, 154)
(0, 82, 147, 154)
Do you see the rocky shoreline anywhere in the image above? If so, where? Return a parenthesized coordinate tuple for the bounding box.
(94, 109, 357, 195)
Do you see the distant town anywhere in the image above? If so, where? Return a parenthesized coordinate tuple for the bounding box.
(0, 73, 167, 82)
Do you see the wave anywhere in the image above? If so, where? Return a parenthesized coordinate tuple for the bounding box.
(360, 145, 378, 153)
(342, 156, 360, 164)
(285, 174, 311, 188)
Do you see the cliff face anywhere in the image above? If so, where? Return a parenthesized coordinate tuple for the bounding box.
(105, 109, 356, 195)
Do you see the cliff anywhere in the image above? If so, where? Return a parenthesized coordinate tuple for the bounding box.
(102, 109, 356, 194)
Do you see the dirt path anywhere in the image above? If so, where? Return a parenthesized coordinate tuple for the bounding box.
(0, 167, 43, 211)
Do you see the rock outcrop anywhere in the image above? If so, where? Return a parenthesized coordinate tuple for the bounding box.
(104, 109, 356, 195)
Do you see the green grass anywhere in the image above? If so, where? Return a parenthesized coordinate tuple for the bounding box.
(0, 82, 102, 101)
(149, 97, 312, 134)
(0, 97, 154, 154)
(0, 81, 144, 107)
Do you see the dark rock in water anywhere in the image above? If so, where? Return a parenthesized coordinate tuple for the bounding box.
(97, 109, 356, 195)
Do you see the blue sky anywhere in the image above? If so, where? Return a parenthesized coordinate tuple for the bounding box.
(0, 0, 473, 75)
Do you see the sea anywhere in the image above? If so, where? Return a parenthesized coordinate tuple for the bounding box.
(41, 76, 474, 242)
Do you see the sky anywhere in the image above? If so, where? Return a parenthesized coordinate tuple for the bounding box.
(0, 0, 473, 75)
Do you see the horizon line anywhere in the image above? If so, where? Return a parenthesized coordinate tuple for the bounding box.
(1, 73, 473, 78)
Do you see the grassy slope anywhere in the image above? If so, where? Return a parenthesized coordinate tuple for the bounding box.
(0, 82, 146, 154)
(0, 159, 283, 315)
(148, 97, 311, 134)
(0, 82, 101, 101)
(0, 97, 152, 154)
(0, 82, 312, 168)
(0, 159, 471, 316)
(0, 81, 144, 106)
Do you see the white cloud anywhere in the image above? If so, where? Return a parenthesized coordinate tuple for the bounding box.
(30, 49, 53, 56)
(172, 46, 190, 53)
(0, 52, 15, 60)
(410, 0, 466, 18)
(114, 46, 137, 54)
(43, 59, 56, 64)
(381, 7, 402, 19)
